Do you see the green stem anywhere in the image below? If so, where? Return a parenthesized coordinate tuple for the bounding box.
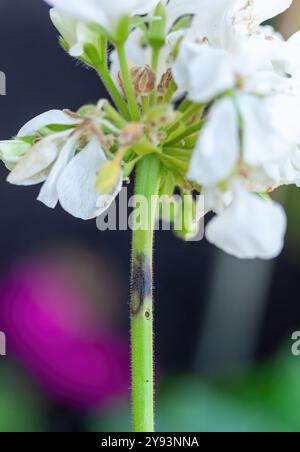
(97, 63, 130, 120)
(164, 80, 177, 104)
(117, 45, 140, 121)
(181, 103, 204, 124)
(150, 45, 161, 106)
(131, 154, 161, 432)
(103, 102, 127, 128)
(151, 46, 161, 74)
(165, 104, 204, 137)
(177, 98, 192, 113)
(141, 96, 149, 114)
(164, 121, 204, 147)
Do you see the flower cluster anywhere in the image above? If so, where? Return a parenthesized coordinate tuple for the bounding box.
(1, 0, 299, 258)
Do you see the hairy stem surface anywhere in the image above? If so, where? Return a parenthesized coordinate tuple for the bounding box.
(130, 154, 161, 432)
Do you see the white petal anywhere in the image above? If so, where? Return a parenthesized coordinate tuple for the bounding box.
(252, 0, 293, 24)
(50, 8, 78, 48)
(46, 0, 159, 32)
(187, 0, 292, 49)
(206, 185, 287, 259)
(133, 0, 160, 15)
(256, 148, 300, 190)
(173, 40, 235, 102)
(188, 98, 239, 186)
(7, 137, 59, 186)
(56, 138, 121, 220)
(46, 0, 109, 29)
(37, 133, 79, 208)
(238, 93, 300, 166)
(69, 42, 85, 57)
(17, 110, 79, 137)
(165, 0, 205, 29)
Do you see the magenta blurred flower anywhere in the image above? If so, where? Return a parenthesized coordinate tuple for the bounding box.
(0, 257, 130, 410)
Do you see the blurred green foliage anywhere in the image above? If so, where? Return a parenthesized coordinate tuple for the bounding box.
(92, 350, 300, 432)
(0, 364, 46, 432)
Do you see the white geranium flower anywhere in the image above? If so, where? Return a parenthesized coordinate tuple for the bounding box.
(188, 91, 300, 188)
(56, 138, 122, 220)
(5, 110, 122, 220)
(172, 39, 236, 103)
(45, 0, 160, 36)
(163, 0, 206, 30)
(0, 140, 31, 170)
(36, 132, 82, 208)
(17, 110, 79, 137)
(189, 0, 293, 49)
(173, 33, 289, 103)
(4, 110, 79, 185)
(205, 183, 287, 259)
(237, 93, 300, 166)
(7, 137, 62, 186)
(187, 97, 239, 186)
(249, 147, 300, 192)
(172, 0, 294, 103)
(50, 8, 100, 57)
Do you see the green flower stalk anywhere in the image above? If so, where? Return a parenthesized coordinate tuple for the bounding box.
(131, 155, 161, 432)
(1, 0, 298, 433)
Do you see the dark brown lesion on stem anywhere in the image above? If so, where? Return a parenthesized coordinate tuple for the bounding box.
(131, 253, 152, 317)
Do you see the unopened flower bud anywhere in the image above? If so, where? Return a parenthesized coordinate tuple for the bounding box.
(173, 194, 202, 242)
(157, 69, 173, 96)
(117, 66, 139, 96)
(95, 160, 121, 195)
(132, 65, 156, 96)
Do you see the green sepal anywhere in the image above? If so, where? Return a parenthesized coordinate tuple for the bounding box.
(17, 136, 36, 145)
(123, 157, 141, 178)
(59, 37, 70, 53)
(114, 16, 131, 45)
(77, 104, 98, 116)
(38, 124, 75, 136)
(83, 34, 107, 67)
(170, 16, 192, 33)
(83, 43, 102, 66)
(149, 3, 167, 49)
(170, 34, 184, 60)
